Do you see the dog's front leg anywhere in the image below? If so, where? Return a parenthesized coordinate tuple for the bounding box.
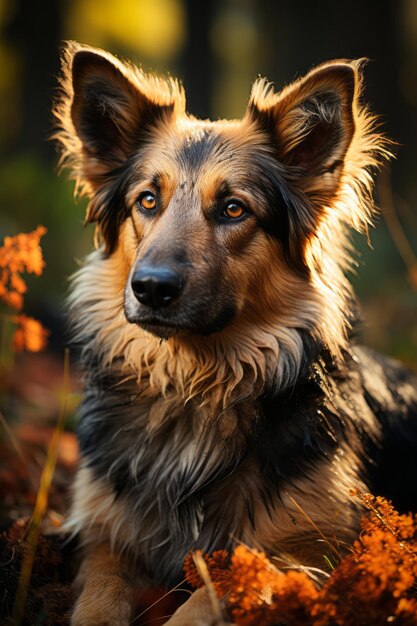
(164, 587, 233, 626)
(71, 543, 134, 626)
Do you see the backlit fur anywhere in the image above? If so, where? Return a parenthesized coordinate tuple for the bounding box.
(55, 47, 389, 406)
(54, 43, 417, 625)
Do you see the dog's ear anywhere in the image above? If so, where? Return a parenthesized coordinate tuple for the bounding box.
(54, 42, 184, 253)
(71, 49, 173, 168)
(55, 42, 180, 191)
(247, 61, 358, 198)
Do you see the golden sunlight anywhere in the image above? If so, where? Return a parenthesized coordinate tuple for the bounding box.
(66, 0, 185, 63)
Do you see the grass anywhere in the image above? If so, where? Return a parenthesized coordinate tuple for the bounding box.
(10, 349, 70, 626)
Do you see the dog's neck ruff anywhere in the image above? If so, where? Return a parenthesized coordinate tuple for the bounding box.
(69, 250, 324, 413)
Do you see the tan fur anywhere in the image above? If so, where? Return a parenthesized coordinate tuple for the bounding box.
(163, 587, 231, 626)
(69, 235, 319, 414)
(53, 41, 185, 198)
(54, 44, 393, 626)
(68, 439, 371, 566)
(58, 49, 390, 414)
(71, 543, 134, 626)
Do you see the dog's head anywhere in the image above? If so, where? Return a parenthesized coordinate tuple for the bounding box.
(55, 43, 387, 348)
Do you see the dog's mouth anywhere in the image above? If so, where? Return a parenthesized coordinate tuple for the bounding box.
(124, 298, 236, 339)
(125, 310, 190, 338)
(136, 317, 184, 339)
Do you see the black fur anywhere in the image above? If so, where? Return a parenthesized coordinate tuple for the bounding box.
(77, 339, 417, 585)
(57, 50, 416, 624)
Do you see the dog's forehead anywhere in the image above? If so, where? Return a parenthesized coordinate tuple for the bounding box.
(135, 116, 271, 197)
(175, 127, 221, 170)
(157, 117, 263, 177)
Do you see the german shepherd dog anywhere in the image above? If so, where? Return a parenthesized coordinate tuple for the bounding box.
(54, 42, 417, 625)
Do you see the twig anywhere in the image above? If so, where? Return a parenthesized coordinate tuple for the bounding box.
(130, 581, 191, 623)
(378, 168, 417, 290)
(285, 493, 341, 560)
(193, 550, 224, 622)
(0, 409, 26, 467)
(10, 348, 70, 626)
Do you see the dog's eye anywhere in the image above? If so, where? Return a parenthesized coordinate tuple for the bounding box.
(138, 192, 157, 211)
(223, 200, 246, 220)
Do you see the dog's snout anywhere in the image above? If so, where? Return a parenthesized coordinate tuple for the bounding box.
(131, 267, 183, 309)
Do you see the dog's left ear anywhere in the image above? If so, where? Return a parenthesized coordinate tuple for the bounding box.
(71, 49, 174, 169)
(247, 60, 358, 197)
(54, 42, 184, 253)
(55, 42, 180, 190)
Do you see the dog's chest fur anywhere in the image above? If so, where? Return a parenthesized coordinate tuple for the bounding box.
(71, 345, 417, 586)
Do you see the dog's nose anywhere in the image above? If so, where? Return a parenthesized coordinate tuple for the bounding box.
(131, 267, 183, 308)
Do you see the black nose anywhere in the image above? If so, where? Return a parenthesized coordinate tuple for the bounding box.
(131, 267, 183, 309)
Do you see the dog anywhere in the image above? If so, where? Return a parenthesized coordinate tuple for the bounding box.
(54, 42, 417, 625)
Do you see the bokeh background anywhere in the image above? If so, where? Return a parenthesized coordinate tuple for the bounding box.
(0, 0, 416, 364)
(0, 3, 416, 623)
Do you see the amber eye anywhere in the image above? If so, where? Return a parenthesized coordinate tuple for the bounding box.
(223, 200, 246, 220)
(138, 191, 156, 211)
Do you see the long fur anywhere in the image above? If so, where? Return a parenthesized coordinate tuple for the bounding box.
(55, 49, 391, 408)
(53, 43, 417, 619)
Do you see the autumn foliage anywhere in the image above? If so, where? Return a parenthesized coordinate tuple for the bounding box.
(0, 226, 48, 352)
(184, 494, 417, 625)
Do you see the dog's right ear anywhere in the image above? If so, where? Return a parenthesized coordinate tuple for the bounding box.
(54, 42, 181, 192)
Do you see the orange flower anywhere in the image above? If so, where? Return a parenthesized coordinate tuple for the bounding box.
(227, 546, 317, 626)
(184, 493, 417, 626)
(312, 493, 417, 626)
(12, 315, 48, 353)
(184, 550, 231, 593)
(10, 273, 27, 294)
(5, 291, 24, 310)
(0, 226, 46, 310)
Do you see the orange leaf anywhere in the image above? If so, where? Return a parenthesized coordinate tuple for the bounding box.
(10, 273, 27, 294)
(12, 315, 48, 352)
(7, 291, 24, 310)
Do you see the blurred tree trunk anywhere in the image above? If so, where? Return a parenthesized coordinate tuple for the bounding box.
(4, 0, 65, 160)
(260, 0, 407, 191)
(181, 0, 216, 118)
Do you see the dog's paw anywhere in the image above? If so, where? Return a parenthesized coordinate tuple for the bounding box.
(162, 587, 234, 625)
(70, 577, 132, 626)
(71, 605, 130, 626)
(71, 616, 129, 626)
(71, 603, 131, 626)
(164, 617, 233, 626)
